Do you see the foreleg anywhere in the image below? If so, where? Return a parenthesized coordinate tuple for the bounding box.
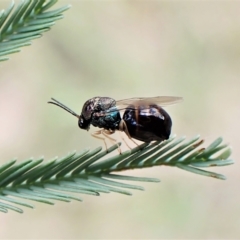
(91, 130, 108, 151)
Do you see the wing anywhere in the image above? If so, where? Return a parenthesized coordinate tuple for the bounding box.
(115, 96, 183, 110)
(96, 96, 183, 115)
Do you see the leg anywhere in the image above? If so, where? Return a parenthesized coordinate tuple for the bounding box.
(119, 120, 140, 147)
(102, 129, 122, 154)
(91, 130, 108, 151)
(118, 131, 132, 150)
(92, 129, 122, 154)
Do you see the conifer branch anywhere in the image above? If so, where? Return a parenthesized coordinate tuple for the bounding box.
(0, 135, 233, 213)
(0, 0, 70, 61)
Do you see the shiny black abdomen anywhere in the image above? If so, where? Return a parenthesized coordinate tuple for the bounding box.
(122, 105, 172, 142)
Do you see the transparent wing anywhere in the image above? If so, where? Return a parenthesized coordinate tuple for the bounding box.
(115, 96, 183, 110)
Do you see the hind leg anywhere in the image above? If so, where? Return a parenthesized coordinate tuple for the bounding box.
(118, 120, 140, 148)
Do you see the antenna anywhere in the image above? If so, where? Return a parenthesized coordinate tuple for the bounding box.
(48, 98, 80, 118)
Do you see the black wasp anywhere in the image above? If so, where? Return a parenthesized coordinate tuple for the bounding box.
(48, 96, 182, 152)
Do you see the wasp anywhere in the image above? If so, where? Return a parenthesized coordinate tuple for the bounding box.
(48, 96, 182, 153)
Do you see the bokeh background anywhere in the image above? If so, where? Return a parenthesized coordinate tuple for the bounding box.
(0, 0, 240, 239)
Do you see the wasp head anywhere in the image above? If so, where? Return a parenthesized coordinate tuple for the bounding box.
(78, 115, 91, 131)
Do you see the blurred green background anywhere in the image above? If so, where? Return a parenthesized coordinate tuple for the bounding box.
(0, 0, 240, 239)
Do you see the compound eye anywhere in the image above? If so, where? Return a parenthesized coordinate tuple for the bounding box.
(82, 103, 95, 120)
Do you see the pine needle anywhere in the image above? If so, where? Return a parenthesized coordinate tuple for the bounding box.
(0, 135, 233, 213)
(0, 0, 70, 61)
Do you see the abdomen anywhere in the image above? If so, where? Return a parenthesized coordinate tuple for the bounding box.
(122, 105, 172, 142)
